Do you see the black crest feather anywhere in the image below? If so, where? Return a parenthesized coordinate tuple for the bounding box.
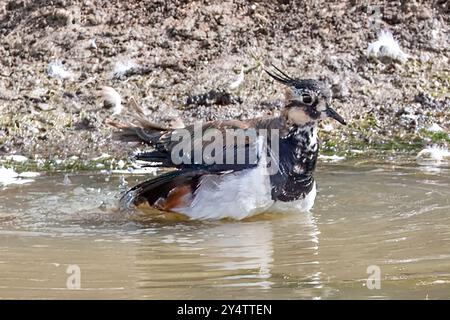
(264, 65, 295, 85)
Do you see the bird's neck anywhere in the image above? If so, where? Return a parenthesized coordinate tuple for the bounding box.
(287, 122, 319, 175)
(270, 122, 319, 202)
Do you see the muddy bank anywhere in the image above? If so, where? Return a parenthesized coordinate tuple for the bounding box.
(0, 0, 448, 171)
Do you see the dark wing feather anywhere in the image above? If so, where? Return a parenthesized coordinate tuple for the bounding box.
(136, 117, 288, 172)
(120, 169, 205, 210)
(110, 100, 287, 172)
(135, 120, 258, 171)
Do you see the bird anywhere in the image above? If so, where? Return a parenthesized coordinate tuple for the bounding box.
(109, 66, 346, 220)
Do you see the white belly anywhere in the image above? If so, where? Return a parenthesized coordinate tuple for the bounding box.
(176, 160, 274, 220)
(176, 167, 316, 220)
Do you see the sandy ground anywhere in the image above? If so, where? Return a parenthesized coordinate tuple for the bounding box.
(0, 0, 448, 170)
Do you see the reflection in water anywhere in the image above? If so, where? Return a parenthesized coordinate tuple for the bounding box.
(136, 222, 275, 291)
(0, 163, 450, 299)
(131, 211, 323, 298)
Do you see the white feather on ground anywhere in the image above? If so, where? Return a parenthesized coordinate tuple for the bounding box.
(229, 67, 245, 90)
(427, 123, 445, 133)
(113, 60, 139, 78)
(416, 146, 450, 163)
(88, 38, 97, 49)
(100, 86, 122, 115)
(367, 29, 410, 63)
(5, 155, 28, 163)
(47, 61, 73, 79)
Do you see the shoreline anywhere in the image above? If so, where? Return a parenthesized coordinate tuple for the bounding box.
(1, 1, 448, 169)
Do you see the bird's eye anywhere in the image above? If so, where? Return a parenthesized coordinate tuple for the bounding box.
(301, 93, 313, 105)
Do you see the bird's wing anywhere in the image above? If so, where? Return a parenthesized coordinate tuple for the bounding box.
(136, 119, 275, 172)
(109, 98, 286, 172)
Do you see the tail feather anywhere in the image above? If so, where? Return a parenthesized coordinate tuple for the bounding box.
(128, 97, 170, 131)
(120, 170, 204, 211)
(107, 97, 170, 144)
(108, 120, 163, 144)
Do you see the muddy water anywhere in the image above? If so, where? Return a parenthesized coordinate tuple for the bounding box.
(0, 162, 449, 299)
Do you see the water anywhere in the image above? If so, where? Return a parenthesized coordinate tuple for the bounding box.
(0, 162, 449, 299)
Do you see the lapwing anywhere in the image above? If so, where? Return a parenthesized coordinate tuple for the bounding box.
(110, 66, 346, 220)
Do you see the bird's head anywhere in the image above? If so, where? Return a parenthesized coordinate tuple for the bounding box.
(266, 66, 346, 126)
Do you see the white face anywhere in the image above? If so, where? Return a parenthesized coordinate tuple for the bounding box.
(287, 108, 313, 125)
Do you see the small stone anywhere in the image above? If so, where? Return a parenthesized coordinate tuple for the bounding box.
(36, 103, 53, 111)
(86, 14, 102, 26)
(418, 8, 432, 20)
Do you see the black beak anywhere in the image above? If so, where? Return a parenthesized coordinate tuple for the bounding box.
(326, 106, 346, 125)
